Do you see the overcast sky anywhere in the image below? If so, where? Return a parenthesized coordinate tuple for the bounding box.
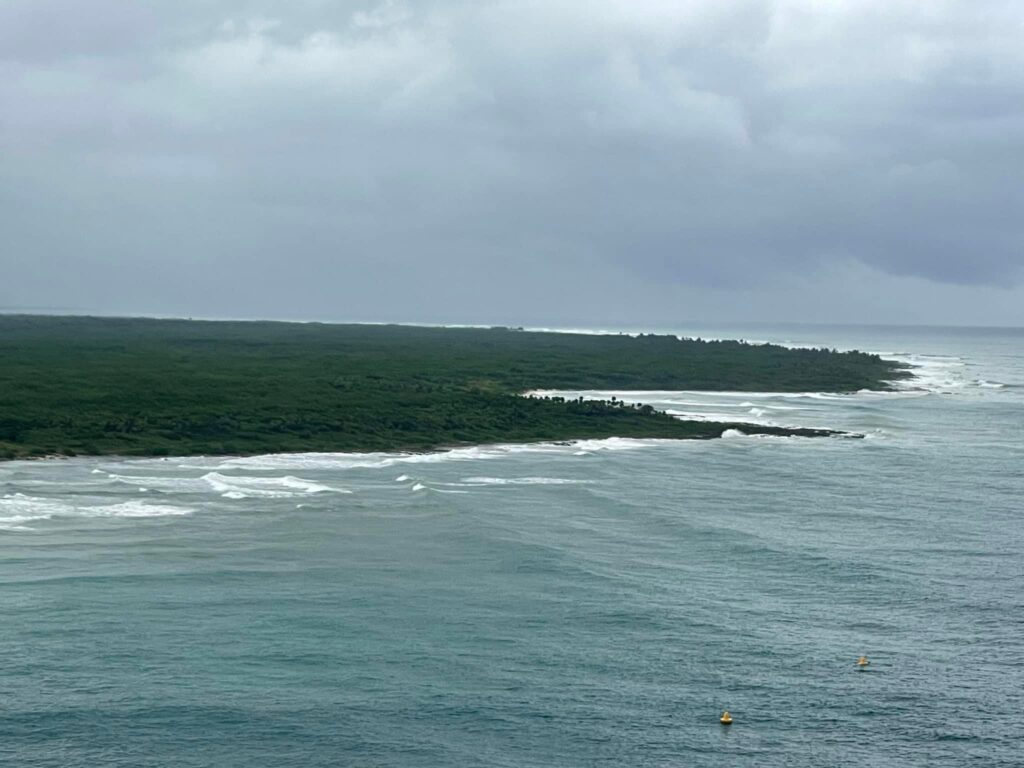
(2, 0, 1022, 327)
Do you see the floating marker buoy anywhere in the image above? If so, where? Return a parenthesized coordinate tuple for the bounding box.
(720, 710, 733, 725)
(856, 655, 870, 668)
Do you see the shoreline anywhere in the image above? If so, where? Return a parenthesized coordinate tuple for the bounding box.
(0, 316, 906, 462)
(0, 424, 857, 466)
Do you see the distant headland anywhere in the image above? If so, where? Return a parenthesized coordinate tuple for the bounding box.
(0, 316, 911, 460)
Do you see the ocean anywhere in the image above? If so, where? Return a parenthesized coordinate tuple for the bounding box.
(1, 324, 1022, 766)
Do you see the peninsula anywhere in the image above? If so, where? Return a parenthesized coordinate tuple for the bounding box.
(0, 316, 910, 460)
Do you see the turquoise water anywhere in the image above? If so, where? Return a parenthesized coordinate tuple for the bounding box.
(2, 325, 1022, 766)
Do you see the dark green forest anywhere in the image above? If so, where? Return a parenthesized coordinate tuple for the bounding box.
(0, 316, 910, 459)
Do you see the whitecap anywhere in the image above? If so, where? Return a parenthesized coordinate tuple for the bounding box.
(884, 353, 967, 393)
(201, 472, 350, 498)
(109, 473, 211, 493)
(570, 437, 660, 452)
(0, 493, 193, 528)
(457, 477, 587, 486)
(203, 437, 658, 474)
(86, 501, 193, 518)
(0, 493, 71, 526)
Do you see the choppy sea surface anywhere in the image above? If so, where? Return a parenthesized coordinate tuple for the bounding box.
(1, 324, 1022, 767)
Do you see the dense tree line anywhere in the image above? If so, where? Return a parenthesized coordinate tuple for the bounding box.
(0, 316, 907, 459)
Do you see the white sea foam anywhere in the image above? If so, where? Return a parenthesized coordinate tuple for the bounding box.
(109, 473, 211, 493)
(201, 472, 350, 499)
(209, 447, 499, 471)
(0, 519, 36, 531)
(456, 477, 587, 486)
(86, 501, 194, 518)
(0, 493, 193, 529)
(719, 429, 812, 442)
(883, 353, 967, 393)
(570, 437, 660, 452)
(664, 408, 775, 426)
(200, 437, 657, 473)
(108, 471, 349, 498)
(1, 494, 77, 528)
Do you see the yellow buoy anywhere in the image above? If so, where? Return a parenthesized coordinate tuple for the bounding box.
(856, 655, 870, 667)
(720, 710, 733, 725)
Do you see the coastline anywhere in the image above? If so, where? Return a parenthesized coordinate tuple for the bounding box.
(1, 423, 856, 466)
(0, 421, 853, 464)
(0, 316, 905, 462)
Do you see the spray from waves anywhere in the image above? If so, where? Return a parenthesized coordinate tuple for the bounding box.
(883, 352, 967, 393)
(0, 493, 193, 530)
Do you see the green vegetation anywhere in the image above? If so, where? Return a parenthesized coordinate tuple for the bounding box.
(0, 315, 910, 460)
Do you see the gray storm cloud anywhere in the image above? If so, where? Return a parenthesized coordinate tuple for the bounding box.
(2, 0, 1022, 325)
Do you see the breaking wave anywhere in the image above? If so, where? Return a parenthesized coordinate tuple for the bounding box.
(105, 471, 351, 499)
(0, 493, 193, 531)
(200, 472, 350, 499)
(190, 437, 658, 472)
(454, 477, 587, 486)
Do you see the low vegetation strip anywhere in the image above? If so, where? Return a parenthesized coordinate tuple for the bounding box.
(0, 316, 909, 459)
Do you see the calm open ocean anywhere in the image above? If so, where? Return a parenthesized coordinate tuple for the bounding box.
(2, 324, 1022, 767)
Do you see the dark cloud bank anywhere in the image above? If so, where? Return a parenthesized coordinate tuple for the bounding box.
(2, 1, 1022, 326)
